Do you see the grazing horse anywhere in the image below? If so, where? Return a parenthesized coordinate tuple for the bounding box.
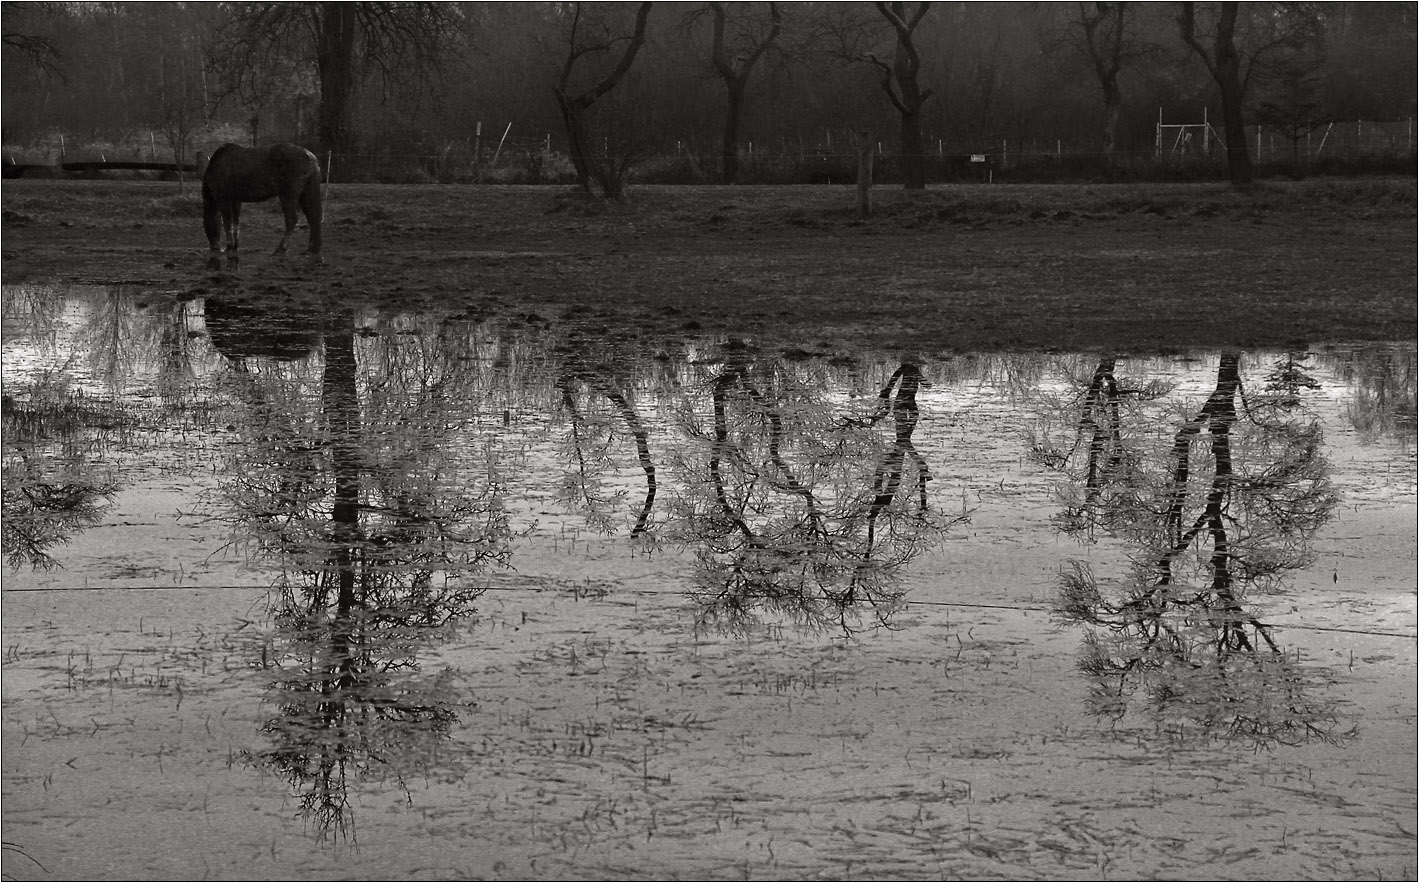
(202, 143, 322, 256)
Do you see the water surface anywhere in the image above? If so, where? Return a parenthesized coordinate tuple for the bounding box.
(2, 285, 1415, 879)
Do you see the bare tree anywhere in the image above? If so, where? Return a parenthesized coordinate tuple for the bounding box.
(704, 2, 782, 183)
(829, 2, 934, 189)
(212, 2, 461, 156)
(869, 2, 933, 189)
(1177, 2, 1250, 183)
(1177, 2, 1322, 186)
(1, 1, 65, 80)
(553, 2, 654, 199)
(1070, 3, 1131, 158)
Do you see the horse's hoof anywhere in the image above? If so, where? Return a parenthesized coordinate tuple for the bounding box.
(206, 255, 222, 271)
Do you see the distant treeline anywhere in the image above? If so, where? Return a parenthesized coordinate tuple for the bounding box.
(2, 2, 1415, 187)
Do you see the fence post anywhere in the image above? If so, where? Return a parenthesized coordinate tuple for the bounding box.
(491, 122, 512, 167)
(1001, 138, 1007, 170)
(475, 121, 482, 164)
(1314, 121, 1333, 160)
(856, 130, 873, 219)
(1256, 126, 1262, 162)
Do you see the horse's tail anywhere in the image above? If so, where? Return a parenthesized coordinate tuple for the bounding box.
(201, 181, 220, 249)
(301, 153, 323, 254)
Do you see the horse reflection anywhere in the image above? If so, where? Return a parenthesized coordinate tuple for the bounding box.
(202, 298, 323, 363)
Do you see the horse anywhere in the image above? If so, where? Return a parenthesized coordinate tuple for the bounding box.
(202, 143, 323, 257)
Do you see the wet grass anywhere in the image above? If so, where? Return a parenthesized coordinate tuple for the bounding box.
(2, 178, 1414, 355)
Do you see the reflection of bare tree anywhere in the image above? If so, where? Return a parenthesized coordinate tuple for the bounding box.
(1317, 346, 1418, 442)
(1, 377, 123, 569)
(1044, 353, 1344, 746)
(211, 306, 515, 842)
(553, 331, 662, 536)
(0, 285, 66, 351)
(670, 347, 956, 634)
(249, 602, 461, 844)
(1029, 357, 1169, 537)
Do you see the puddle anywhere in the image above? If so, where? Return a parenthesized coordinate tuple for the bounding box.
(3, 285, 1416, 879)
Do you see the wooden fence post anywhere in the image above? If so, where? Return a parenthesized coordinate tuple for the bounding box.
(856, 130, 873, 219)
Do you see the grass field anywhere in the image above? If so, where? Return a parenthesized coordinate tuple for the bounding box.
(2, 177, 1414, 354)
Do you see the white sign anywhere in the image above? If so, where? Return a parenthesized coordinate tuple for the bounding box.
(970, 154, 987, 163)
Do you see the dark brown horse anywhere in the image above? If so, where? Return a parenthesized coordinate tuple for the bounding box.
(202, 143, 322, 256)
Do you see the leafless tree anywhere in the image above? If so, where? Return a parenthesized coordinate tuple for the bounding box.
(553, 2, 653, 199)
(827, 2, 933, 189)
(1177, 2, 1322, 186)
(211, 2, 462, 156)
(1067, 2, 1142, 158)
(1, 1, 65, 80)
(668, 349, 957, 634)
(697, 2, 782, 183)
(1178, 3, 1250, 183)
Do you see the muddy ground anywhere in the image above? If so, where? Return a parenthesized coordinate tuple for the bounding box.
(2, 178, 1415, 353)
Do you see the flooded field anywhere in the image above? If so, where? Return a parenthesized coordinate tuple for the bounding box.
(2, 284, 1416, 880)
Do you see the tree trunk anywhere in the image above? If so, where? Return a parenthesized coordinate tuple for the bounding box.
(721, 80, 745, 183)
(1178, 2, 1252, 186)
(1217, 72, 1252, 185)
(315, 2, 357, 158)
(322, 312, 360, 615)
(899, 107, 925, 189)
(1101, 80, 1121, 158)
(556, 93, 596, 195)
(553, 2, 653, 201)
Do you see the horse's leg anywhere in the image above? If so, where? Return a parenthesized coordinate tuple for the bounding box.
(275, 194, 299, 255)
(221, 205, 238, 252)
(203, 187, 222, 252)
(299, 174, 323, 255)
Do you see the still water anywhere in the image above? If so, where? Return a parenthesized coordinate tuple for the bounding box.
(2, 285, 1415, 879)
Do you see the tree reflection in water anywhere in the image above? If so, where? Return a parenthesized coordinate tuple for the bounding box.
(552, 328, 665, 537)
(1317, 346, 1418, 442)
(669, 344, 960, 634)
(1, 379, 122, 569)
(207, 301, 514, 841)
(1035, 353, 1347, 746)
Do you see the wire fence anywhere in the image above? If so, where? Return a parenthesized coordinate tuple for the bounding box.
(5, 119, 1414, 185)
